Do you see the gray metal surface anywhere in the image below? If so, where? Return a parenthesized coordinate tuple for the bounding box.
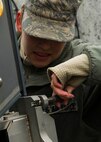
(0, 113, 32, 142)
(11, 95, 58, 142)
(35, 106, 58, 142)
(0, 0, 25, 117)
(32, 95, 58, 142)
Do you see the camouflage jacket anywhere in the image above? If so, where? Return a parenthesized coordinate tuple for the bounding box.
(20, 38, 101, 142)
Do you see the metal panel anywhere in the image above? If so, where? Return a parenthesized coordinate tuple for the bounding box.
(0, 114, 32, 142)
(0, 0, 26, 117)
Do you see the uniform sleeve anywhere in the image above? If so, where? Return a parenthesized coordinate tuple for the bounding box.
(47, 54, 89, 87)
(71, 39, 101, 84)
(47, 39, 101, 87)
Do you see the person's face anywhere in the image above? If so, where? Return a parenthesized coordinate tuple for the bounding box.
(21, 31, 65, 68)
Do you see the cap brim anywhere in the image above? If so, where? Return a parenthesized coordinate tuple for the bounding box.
(22, 10, 76, 42)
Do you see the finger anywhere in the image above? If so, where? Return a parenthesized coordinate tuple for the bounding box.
(52, 87, 74, 100)
(51, 74, 62, 88)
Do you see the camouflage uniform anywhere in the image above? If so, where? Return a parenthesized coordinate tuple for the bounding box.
(20, 0, 101, 142)
(21, 38, 101, 142)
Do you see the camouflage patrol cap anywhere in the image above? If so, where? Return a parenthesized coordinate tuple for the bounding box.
(22, 0, 81, 42)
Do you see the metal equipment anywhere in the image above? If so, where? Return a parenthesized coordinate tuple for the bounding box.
(0, 0, 58, 141)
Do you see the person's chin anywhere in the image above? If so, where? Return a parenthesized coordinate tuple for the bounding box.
(32, 62, 49, 68)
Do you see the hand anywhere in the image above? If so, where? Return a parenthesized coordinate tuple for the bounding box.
(51, 74, 75, 107)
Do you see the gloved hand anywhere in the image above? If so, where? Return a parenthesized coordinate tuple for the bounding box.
(47, 54, 90, 107)
(51, 73, 75, 107)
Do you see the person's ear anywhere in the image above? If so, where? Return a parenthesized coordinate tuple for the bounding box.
(16, 11, 23, 33)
